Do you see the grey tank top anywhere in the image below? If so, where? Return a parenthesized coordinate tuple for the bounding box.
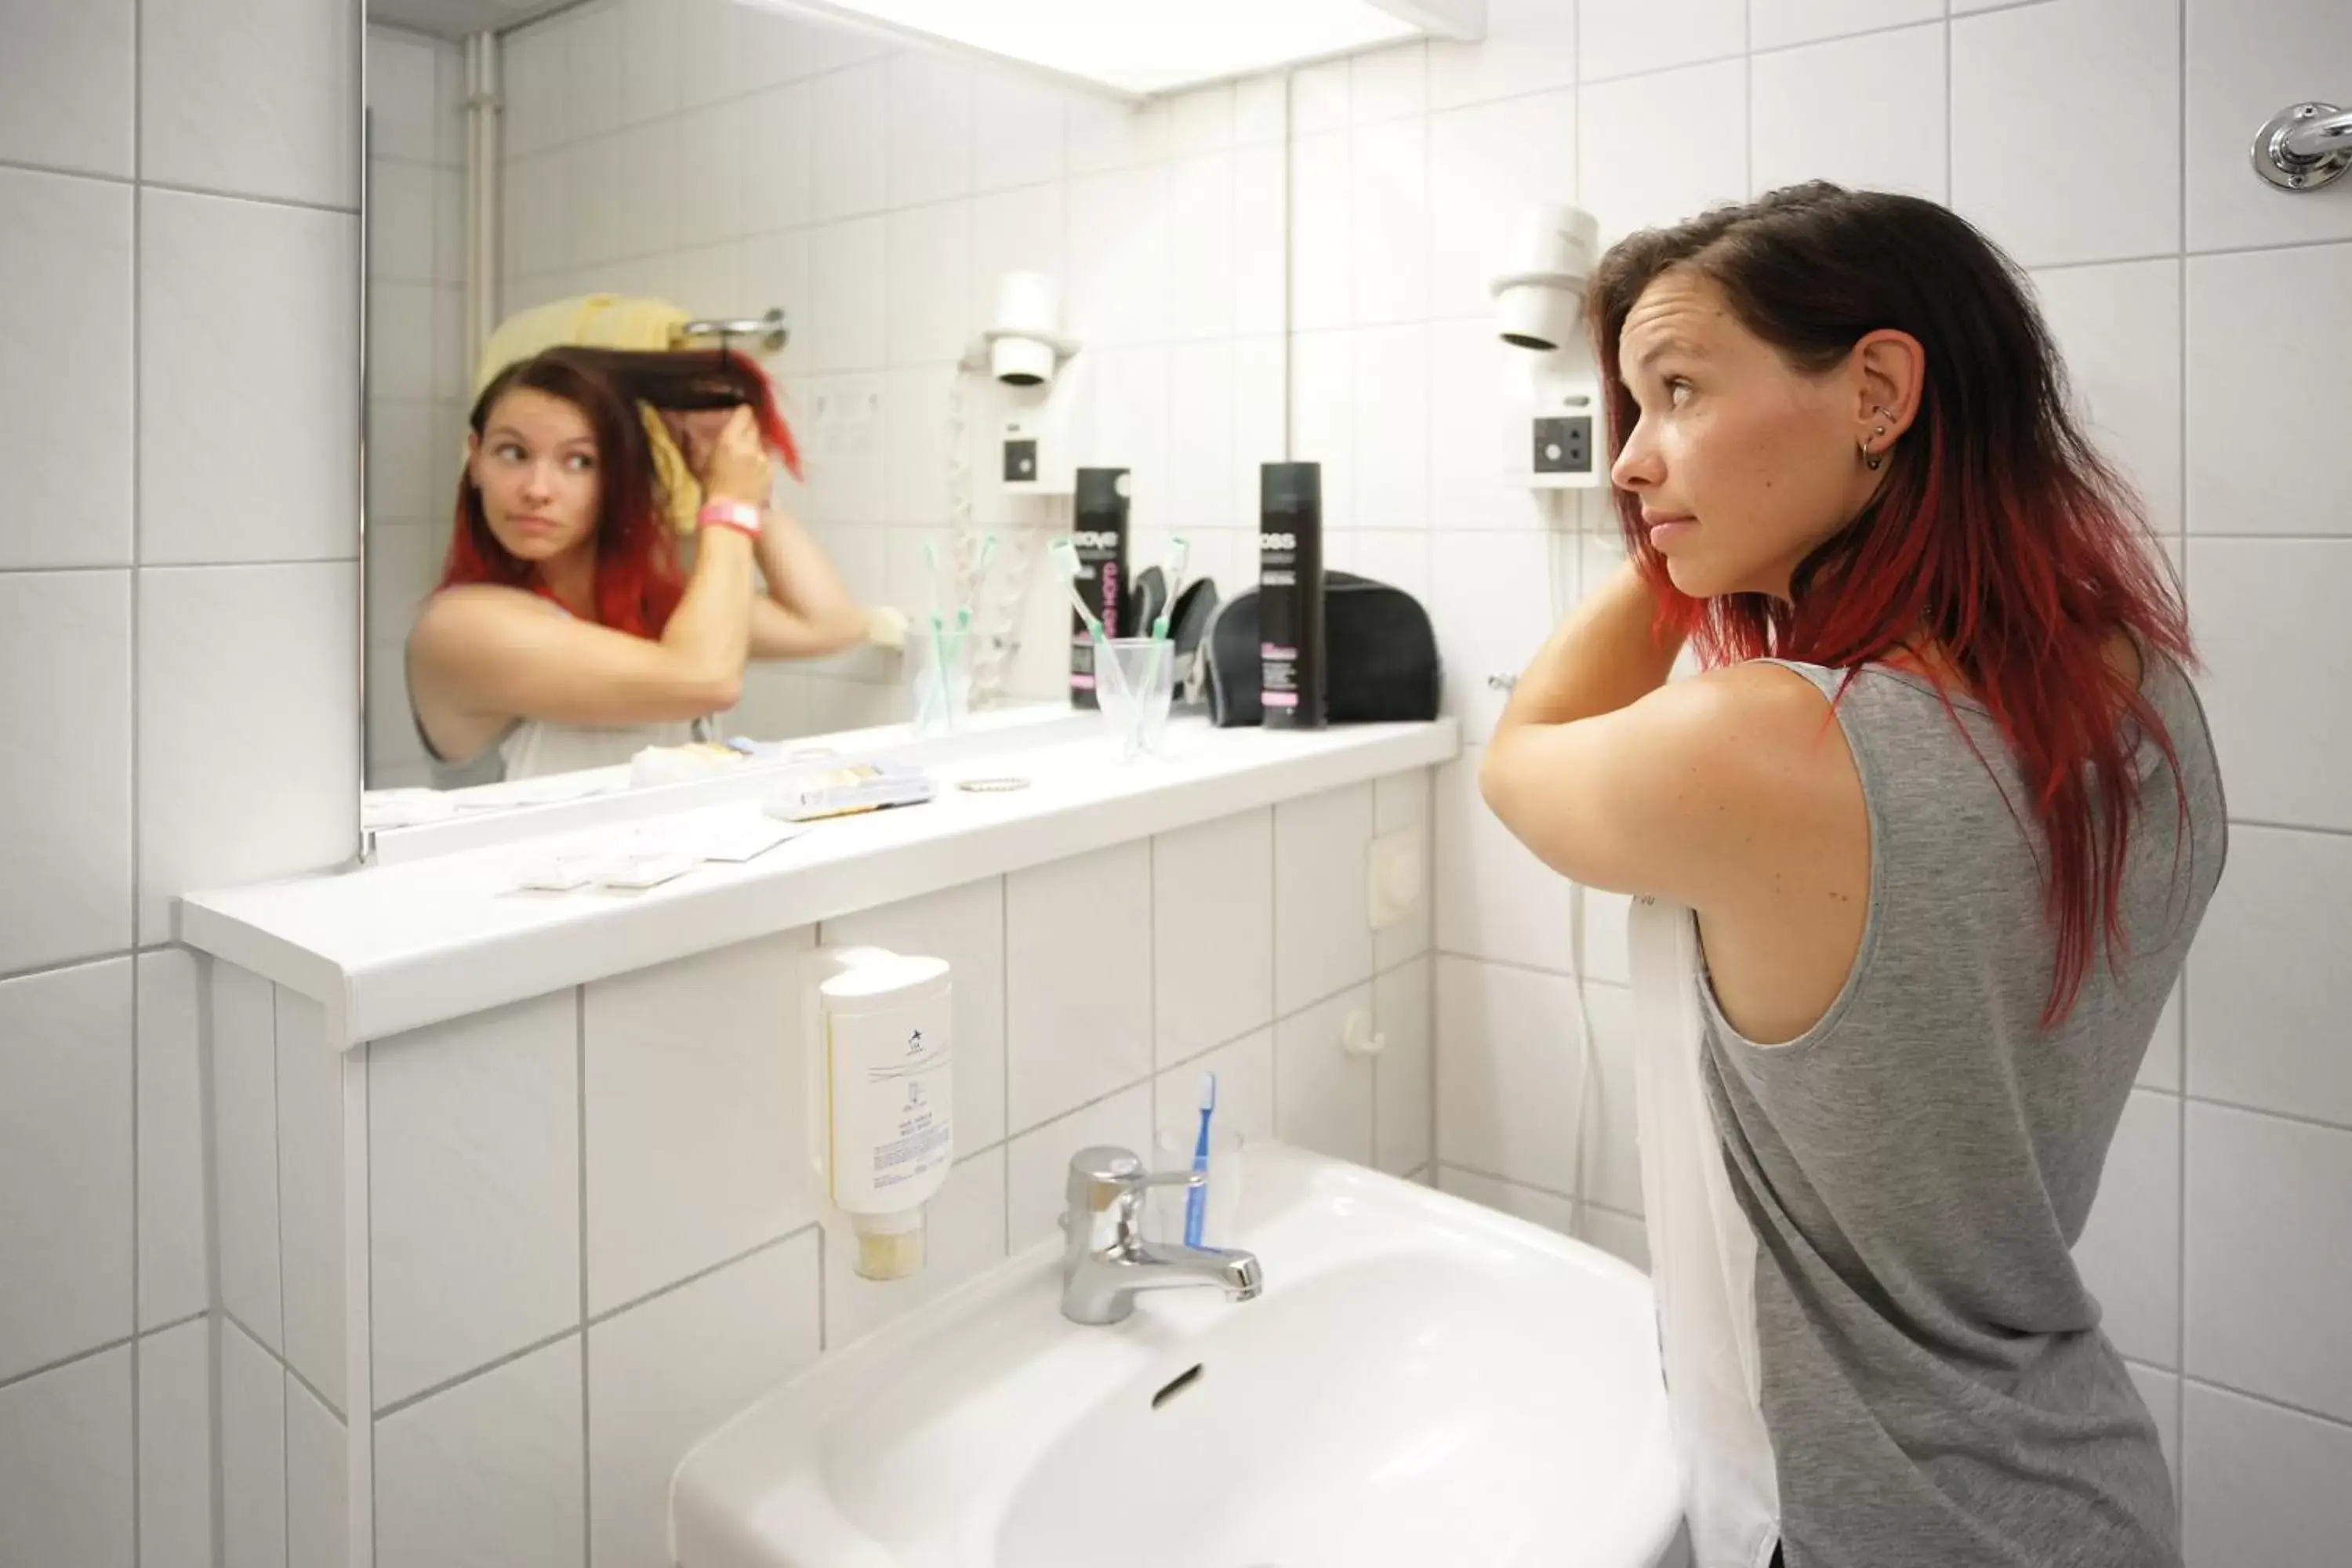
(1697, 653, 2227, 1568)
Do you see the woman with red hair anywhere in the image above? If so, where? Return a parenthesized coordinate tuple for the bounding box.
(406, 346, 866, 779)
(1482, 184, 2223, 1568)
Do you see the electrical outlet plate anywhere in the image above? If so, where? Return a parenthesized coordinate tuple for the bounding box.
(1532, 415, 1593, 477)
(1368, 826, 1425, 931)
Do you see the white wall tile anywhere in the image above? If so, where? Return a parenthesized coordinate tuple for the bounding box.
(0, 960, 132, 1382)
(1427, 319, 1548, 531)
(136, 956, 207, 1334)
(825, 1147, 1007, 1348)
(2182, 1379, 2352, 1565)
(563, 2, 623, 141)
(367, 30, 440, 165)
(1374, 956, 1434, 1177)
(676, 99, 748, 249)
(1168, 340, 1239, 530)
(2184, 1100, 2352, 1421)
(731, 0, 815, 93)
(2071, 1087, 2181, 1368)
(2186, 826, 2352, 1124)
(1430, 531, 1567, 744)
(1951, 0, 2180, 267)
(1352, 324, 1431, 531)
(138, 563, 358, 942)
(2187, 244, 2352, 538)
(143, 191, 359, 564)
(1374, 768, 1434, 969)
(2184, 0, 2352, 252)
(2125, 1362, 2180, 1484)
(1069, 165, 1174, 348)
(882, 364, 956, 528)
(1578, 981, 1643, 1217)
(740, 85, 813, 234)
(277, 991, 344, 1410)
(2031, 259, 2184, 536)
(0, 570, 130, 971)
(1580, 60, 1750, 247)
(285, 1375, 347, 1568)
(1577, 1203, 1652, 1272)
(970, 69, 1067, 193)
(376, 1336, 585, 1568)
(823, 877, 1009, 1155)
(370, 990, 581, 1410)
(1232, 335, 1288, 524)
(142, 0, 357, 207)
(1287, 329, 1356, 529)
(1436, 955, 1587, 1192)
(1288, 132, 1351, 333)
(1275, 984, 1377, 1166)
(1429, 0, 1578, 110)
(0, 169, 132, 570)
(2187, 539, 2352, 831)
(221, 1318, 287, 1568)
(1751, 0, 1944, 50)
(611, 121, 677, 261)
(970, 183, 1069, 339)
(1350, 42, 1427, 124)
(1581, 0, 1746, 82)
(808, 216, 888, 372)
(1233, 143, 1287, 336)
(1351, 119, 1428, 327)
(499, 15, 567, 158)
(1006, 840, 1153, 1133)
(812, 60, 890, 220)
(888, 52, 976, 208)
(589, 1234, 821, 1568)
(0, 0, 132, 176)
(1151, 809, 1275, 1067)
(1426, 92, 1579, 326)
(1438, 1163, 1578, 1236)
(1170, 82, 1236, 154)
(1273, 784, 1376, 1014)
(1006, 1082, 1152, 1253)
(588, 931, 818, 1326)
(1069, 94, 1170, 175)
(0, 1345, 132, 1568)
(369, 158, 435, 283)
(1085, 347, 1171, 535)
(139, 1318, 214, 1568)
(1171, 151, 1237, 341)
(211, 963, 282, 1357)
(1434, 748, 1575, 971)
(886, 199, 973, 368)
(1751, 23, 1948, 200)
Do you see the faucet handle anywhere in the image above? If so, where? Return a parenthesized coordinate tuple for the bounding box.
(1063, 1145, 1203, 1224)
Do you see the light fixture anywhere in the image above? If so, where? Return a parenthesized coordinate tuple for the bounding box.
(737, 0, 1484, 99)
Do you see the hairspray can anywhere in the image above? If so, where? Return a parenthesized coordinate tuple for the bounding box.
(1069, 467, 1130, 710)
(1259, 463, 1326, 729)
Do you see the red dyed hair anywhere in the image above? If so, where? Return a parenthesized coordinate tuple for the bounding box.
(1586, 183, 2194, 1025)
(440, 346, 800, 638)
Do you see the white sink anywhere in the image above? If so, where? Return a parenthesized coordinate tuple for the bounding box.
(671, 1145, 1684, 1568)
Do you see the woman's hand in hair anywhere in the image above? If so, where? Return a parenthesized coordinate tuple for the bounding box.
(684, 405, 771, 508)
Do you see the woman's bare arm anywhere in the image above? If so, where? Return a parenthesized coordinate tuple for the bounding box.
(747, 505, 868, 659)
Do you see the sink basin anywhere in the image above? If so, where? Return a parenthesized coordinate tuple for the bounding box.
(671, 1145, 1683, 1568)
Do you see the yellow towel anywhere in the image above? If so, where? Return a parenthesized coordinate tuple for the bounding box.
(474, 294, 710, 535)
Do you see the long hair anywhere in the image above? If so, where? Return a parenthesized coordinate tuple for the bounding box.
(1585, 183, 2193, 1025)
(439, 346, 799, 638)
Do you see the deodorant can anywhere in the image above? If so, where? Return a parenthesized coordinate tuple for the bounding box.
(1070, 467, 1130, 710)
(1259, 462, 1326, 729)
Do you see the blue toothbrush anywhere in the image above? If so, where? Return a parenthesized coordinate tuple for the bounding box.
(1184, 1071, 1218, 1248)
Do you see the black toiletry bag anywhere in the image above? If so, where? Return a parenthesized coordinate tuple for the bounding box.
(1193, 572, 1442, 728)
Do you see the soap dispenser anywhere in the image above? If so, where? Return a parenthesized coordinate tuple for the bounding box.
(803, 946, 955, 1281)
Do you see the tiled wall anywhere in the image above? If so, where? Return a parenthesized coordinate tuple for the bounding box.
(0, 0, 361, 1563)
(449, 0, 1291, 749)
(205, 782, 1432, 1566)
(1290, 1, 2352, 1560)
(365, 25, 469, 789)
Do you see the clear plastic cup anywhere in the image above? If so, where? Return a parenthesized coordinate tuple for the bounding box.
(1098, 637, 1176, 760)
(1149, 1123, 1246, 1250)
(907, 625, 972, 737)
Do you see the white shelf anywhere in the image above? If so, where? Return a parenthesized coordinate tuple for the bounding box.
(180, 717, 1460, 1050)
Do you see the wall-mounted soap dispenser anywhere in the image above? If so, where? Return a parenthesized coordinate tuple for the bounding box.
(803, 946, 955, 1281)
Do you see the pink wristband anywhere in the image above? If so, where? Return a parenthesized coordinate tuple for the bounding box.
(698, 499, 761, 539)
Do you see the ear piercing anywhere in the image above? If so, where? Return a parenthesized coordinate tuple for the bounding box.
(1860, 405, 1895, 470)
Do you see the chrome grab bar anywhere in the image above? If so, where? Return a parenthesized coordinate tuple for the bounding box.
(672, 306, 789, 354)
(2252, 101, 2352, 192)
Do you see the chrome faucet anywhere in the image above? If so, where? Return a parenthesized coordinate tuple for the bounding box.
(1058, 1145, 1264, 1326)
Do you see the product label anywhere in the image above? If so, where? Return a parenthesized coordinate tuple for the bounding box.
(1071, 488, 1127, 710)
(827, 989, 954, 1210)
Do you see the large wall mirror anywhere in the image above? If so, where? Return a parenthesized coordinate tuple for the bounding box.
(362, 0, 1290, 824)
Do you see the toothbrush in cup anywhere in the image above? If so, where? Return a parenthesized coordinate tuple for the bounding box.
(1185, 1070, 1218, 1249)
(1047, 535, 1134, 710)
